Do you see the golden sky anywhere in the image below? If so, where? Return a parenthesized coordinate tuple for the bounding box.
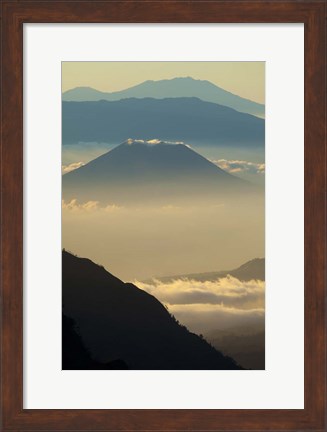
(62, 61, 265, 104)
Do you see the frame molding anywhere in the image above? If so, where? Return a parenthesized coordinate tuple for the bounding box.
(1, 1, 326, 431)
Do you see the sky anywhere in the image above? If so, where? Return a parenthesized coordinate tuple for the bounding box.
(62, 195, 264, 281)
(62, 61, 265, 104)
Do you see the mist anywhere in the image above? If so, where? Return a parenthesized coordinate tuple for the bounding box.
(134, 274, 265, 369)
(62, 194, 264, 281)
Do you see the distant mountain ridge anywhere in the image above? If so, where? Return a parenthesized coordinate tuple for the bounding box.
(62, 77, 264, 117)
(145, 258, 265, 283)
(62, 250, 241, 370)
(62, 97, 264, 147)
(62, 140, 252, 205)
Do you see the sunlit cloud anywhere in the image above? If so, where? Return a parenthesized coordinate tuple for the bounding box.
(62, 161, 85, 174)
(62, 199, 99, 212)
(213, 159, 265, 175)
(135, 276, 264, 310)
(147, 139, 163, 145)
(62, 199, 123, 213)
(168, 303, 264, 334)
(126, 138, 185, 146)
(103, 204, 123, 212)
(135, 276, 265, 334)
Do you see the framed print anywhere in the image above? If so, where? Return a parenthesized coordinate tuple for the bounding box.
(1, 1, 326, 431)
(61, 60, 265, 373)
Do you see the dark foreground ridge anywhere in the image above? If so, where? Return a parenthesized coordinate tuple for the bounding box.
(62, 250, 241, 370)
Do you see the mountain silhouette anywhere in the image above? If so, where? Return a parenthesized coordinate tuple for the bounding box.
(62, 314, 128, 370)
(228, 258, 265, 281)
(62, 77, 264, 117)
(62, 140, 251, 205)
(147, 258, 265, 283)
(62, 250, 241, 370)
(62, 97, 264, 146)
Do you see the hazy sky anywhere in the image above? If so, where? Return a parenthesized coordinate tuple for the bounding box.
(62, 195, 264, 281)
(62, 61, 265, 104)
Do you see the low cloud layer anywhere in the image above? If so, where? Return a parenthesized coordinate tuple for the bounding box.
(62, 199, 122, 213)
(213, 159, 265, 175)
(136, 276, 264, 310)
(168, 303, 264, 334)
(136, 276, 264, 335)
(62, 198, 224, 214)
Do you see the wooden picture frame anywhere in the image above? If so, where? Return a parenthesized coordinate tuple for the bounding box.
(1, 1, 326, 430)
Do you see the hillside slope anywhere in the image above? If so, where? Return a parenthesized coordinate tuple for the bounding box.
(62, 251, 241, 370)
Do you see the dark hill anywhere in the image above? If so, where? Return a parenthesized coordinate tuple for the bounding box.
(62, 315, 128, 370)
(62, 97, 264, 146)
(62, 250, 241, 370)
